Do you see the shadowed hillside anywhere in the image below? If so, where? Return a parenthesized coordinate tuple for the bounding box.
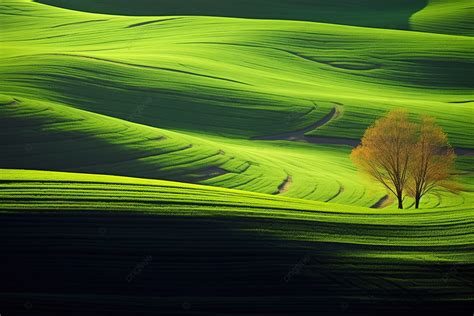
(3, 1, 473, 146)
(1, 169, 473, 314)
(1, 0, 473, 314)
(35, 0, 427, 30)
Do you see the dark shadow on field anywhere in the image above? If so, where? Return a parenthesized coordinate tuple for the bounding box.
(0, 212, 472, 315)
(34, 0, 427, 31)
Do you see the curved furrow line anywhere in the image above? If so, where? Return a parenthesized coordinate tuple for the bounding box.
(252, 105, 341, 141)
(31, 53, 253, 86)
(325, 182, 345, 203)
(52, 19, 110, 28)
(127, 18, 183, 28)
(274, 174, 293, 195)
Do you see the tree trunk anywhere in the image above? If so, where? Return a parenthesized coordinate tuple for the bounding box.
(415, 195, 420, 209)
(397, 193, 403, 209)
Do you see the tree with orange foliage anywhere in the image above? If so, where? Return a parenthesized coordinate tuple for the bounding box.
(407, 116, 458, 209)
(351, 110, 417, 209)
(352, 110, 459, 209)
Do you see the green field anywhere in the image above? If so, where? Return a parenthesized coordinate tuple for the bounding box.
(1, 169, 473, 313)
(1, 0, 473, 314)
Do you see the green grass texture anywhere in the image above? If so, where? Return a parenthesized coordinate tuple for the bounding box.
(1, 1, 473, 313)
(1, 0, 473, 144)
(2, 95, 472, 209)
(1, 0, 473, 209)
(0, 169, 472, 313)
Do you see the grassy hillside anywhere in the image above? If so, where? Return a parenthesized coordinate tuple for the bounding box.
(1, 0, 473, 314)
(1, 0, 473, 209)
(1, 169, 473, 314)
(34, 0, 426, 30)
(2, 0, 473, 147)
(0, 95, 381, 206)
(33, 0, 474, 37)
(3, 94, 471, 209)
(411, 0, 474, 36)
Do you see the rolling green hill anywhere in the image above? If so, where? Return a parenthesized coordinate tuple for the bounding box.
(1, 169, 473, 314)
(31, 0, 474, 37)
(2, 168, 473, 247)
(2, 94, 472, 209)
(411, 0, 474, 36)
(34, 0, 427, 30)
(0, 95, 383, 207)
(2, 0, 473, 146)
(1, 0, 473, 314)
(1, 0, 473, 209)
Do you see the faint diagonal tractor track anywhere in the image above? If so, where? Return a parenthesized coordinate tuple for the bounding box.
(370, 195, 394, 209)
(274, 174, 292, 195)
(251, 106, 346, 142)
(252, 105, 474, 156)
(24, 53, 252, 86)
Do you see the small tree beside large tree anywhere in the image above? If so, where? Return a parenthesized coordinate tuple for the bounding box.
(351, 110, 416, 209)
(351, 110, 458, 209)
(406, 116, 458, 209)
